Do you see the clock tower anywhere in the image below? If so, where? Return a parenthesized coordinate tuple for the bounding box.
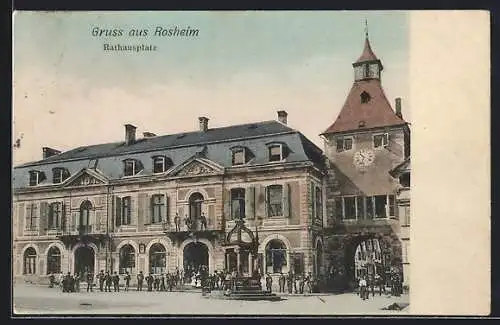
(321, 30, 410, 290)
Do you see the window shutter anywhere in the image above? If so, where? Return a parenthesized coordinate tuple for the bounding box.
(222, 189, 230, 222)
(39, 202, 49, 235)
(60, 201, 66, 230)
(129, 196, 135, 225)
(245, 186, 255, 219)
(115, 196, 122, 227)
(25, 204, 32, 230)
(17, 202, 25, 237)
(283, 183, 290, 218)
(264, 186, 269, 218)
(137, 193, 147, 231)
(164, 194, 170, 223)
(254, 185, 265, 219)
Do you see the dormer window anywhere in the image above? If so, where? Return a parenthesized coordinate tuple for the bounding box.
(153, 156, 166, 174)
(360, 91, 371, 103)
(336, 137, 353, 152)
(123, 159, 143, 176)
(232, 148, 246, 165)
(52, 168, 69, 184)
(269, 144, 283, 162)
(373, 133, 389, 148)
(29, 171, 42, 186)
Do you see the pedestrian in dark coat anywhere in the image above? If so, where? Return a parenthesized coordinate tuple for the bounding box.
(137, 271, 144, 291)
(105, 271, 112, 292)
(98, 270, 105, 292)
(147, 273, 154, 292)
(86, 272, 94, 292)
(113, 272, 120, 292)
(124, 271, 131, 291)
(265, 274, 273, 293)
(287, 272, 293, 294)
(278, 272, 285, 293)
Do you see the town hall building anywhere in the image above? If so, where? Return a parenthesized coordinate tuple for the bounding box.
(12, 33, 410, 291)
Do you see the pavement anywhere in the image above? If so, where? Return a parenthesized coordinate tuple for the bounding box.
(12, 283, 410, 316)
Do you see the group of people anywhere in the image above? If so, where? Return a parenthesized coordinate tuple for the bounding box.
(357, 270, 403, 300)
(135, 269, 185, 292)
(49, 272, 82, 293)
(274, 272, 317, 294)
(173, 213, 208, 232)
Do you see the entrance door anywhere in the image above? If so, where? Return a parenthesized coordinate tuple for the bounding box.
(74, 246, 95, 278)
(183, 242, 209, 275)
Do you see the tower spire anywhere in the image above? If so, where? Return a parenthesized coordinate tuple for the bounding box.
(365, 18, 369, 39)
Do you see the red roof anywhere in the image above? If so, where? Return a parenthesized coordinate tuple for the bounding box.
(322, 79, 406, 135)
(355, 37, 379, 63)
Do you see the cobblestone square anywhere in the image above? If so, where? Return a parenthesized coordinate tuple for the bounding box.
(13, 284, 409, 316)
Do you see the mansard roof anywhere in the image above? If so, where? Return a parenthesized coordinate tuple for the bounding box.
(321, 79, 407, 135)
(13, 120, 325, 190)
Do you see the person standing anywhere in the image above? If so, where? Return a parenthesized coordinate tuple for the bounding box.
(174, 213, 181, 232)
(160, 273, 166, 291)
(86, 271, 94, 292)
(124, 271, 131, 292)
(369, 274, 375, 297)
(137, 271, 144, 291)
(48, 273, 55, 288)
(184, 215, 191, 231)
(287, 272, 293, 294)
(375, 273, 384, 296)
(147, 273, 154, 292)
(200, 212, 207, 231)
(298, 274, 305, 294)
(105, 271, 112, 292)
(113, 272, 120, 292)
(265, 273, 273, 293)
(98, 270, 105, 292)
(359, 276, 367, 300)
(278, 272, 285, 293)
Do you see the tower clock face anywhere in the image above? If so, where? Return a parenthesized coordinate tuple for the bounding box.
(353, 149, 375, 169)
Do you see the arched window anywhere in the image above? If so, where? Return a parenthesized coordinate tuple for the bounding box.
(231, 188, 245, 220)
(119, 244, 136, 274)
(149, 243, 166, 274)
(265, 239, 287, 273)
(47, 246, 61, 274)
(23, 247, 37, 275)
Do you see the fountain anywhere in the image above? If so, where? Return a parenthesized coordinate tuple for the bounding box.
(204, 217, 280, 301)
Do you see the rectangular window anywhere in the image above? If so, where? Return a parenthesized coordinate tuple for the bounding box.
(357, 196, 365, 219)
(403, 206, 410, 226)
(48, 203, 62, 229)
(153, 157, 165, 173)
(366, 197, 374, 219)
(124, 160, 136, 176)
(336, 137, 353, 152)
(232, 149, 246, 165)
(231, 188, 245, 219)
(315, 187, 323, 220)
(29, 171, 39, 186)
(373, 133, 389, 148)
(400, 173, 410, 187)
(267, 185, 283, 217)
(269, 145, 283, 162)
(151, 194, 165, 224)
(374, 195, 387, 218)
(53, 169, 63, 184)
(25, 203, 38, 231)
(343, 197, 356, 219)
(121, 196, 131, 225)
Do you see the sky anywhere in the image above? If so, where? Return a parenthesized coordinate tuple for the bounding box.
(12, 11, 409, 166)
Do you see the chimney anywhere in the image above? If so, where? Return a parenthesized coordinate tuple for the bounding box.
(277, 110, 288, 125)
(124, 124, 137, 145)
(395, 97, 403, 118)
(199, 117, 209, 132)
(42, 147, 61, 159)
(143, 132, 157, 138)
